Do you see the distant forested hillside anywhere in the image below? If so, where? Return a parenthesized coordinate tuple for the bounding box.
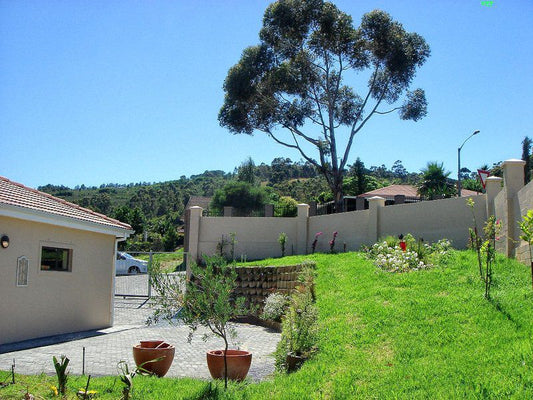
(39, 158, 492, 251)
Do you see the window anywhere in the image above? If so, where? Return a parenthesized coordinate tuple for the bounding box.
(40, 246, 72, 271)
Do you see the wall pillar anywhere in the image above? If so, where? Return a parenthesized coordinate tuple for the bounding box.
(296, 204, 309, 254)
(485, 176, 503, 217)
(502, 159, 526, 257)
(264, 204, 274, 217)
(185, 206, 202, 277)
(368, 196, 385, 243)
(309, 201, 317, 217)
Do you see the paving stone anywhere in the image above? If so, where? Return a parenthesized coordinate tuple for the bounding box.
(0, 298, 280, 382)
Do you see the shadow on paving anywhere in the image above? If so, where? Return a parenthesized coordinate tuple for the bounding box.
(0, 330, 107, 354)
(0, 297, 151, 354)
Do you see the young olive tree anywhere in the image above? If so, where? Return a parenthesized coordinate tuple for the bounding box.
(149, 257, 247, 389)
(219, 0, 430, 212)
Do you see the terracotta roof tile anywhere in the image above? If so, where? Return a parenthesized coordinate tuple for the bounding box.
(0, 176, 132, 231)
(185, 196, 212, 210)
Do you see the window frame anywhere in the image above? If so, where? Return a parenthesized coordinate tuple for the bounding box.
(39, 243, 73, 272)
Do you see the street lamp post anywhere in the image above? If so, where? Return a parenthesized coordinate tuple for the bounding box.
(457, 130, 480, 197)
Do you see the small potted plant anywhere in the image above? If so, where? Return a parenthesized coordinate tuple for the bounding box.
(275, 269, 318, 372)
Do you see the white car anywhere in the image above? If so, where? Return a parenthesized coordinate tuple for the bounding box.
(116, 252, 148, 275)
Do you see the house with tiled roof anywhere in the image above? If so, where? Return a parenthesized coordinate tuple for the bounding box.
(0, 176, 133, 345)
(317, 184, 482, 213)
(184, 196, 212, 211)
(357, 184, 480, 201)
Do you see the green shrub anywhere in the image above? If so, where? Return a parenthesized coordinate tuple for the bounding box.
(275, 266, 318, 372)
(211, 181, 267, 214)
(275, 289, 318, 372)
(261, 292, 289, 322)
(366, 236, 452, 273)
(278, 232, 288, 257)
(274, 196, 298, 217)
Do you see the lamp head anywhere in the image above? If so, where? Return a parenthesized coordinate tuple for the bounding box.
(1, 235, 9, 249)
(473, 130, 480, 135)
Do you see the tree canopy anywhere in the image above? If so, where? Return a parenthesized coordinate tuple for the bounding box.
(219, 0, 430, 211)
(211, 181, 268, 214)
(417, 162, 456, 200)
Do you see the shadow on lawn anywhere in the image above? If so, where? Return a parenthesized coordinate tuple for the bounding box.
(488, 298, 522, 329)
(185, 382, 221, 400)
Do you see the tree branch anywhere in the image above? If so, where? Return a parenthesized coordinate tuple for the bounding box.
(353, 65, 379, 124)
(327, 53, 345, 176)
(310, 84, 330, 139)
(375, 107, 401, 115)
(340, 77, 390, 171)
(261, 128, 320, 170)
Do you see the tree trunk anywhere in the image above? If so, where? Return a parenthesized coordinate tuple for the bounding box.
(223, 336, 228, 389)
(334, 191, 344, 213)
(332, 175, 344, 213)
(530, 261, 533, 290)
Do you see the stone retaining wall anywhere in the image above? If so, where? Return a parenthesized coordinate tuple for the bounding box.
(233, 262, 315, 311)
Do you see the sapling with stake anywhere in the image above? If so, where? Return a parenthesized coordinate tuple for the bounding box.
(482, 216, 500, 299)
(467, 198, 484, 278)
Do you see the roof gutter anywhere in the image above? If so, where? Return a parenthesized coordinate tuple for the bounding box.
(0, 203, 134, 238)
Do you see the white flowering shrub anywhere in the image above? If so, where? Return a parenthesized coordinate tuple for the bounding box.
(428, 238, 453, 265)
(367, 236, 452, 273)
(261, 292, 289, 322)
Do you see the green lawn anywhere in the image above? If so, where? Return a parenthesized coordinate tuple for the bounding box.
(1, 251, 532, 399)
(136, 249, 184, 272)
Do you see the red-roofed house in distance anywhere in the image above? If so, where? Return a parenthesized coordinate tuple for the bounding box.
(317, 184, 482, 213)
(0, 177, 133, 345)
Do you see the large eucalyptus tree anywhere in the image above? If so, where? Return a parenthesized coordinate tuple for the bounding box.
(219, 0, 430, 211)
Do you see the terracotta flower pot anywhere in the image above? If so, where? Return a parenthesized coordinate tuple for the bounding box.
(133, 341, 175, 377)
(206, 350, 252, 381)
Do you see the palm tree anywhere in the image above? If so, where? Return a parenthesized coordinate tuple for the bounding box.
(417, 162, 456, 200)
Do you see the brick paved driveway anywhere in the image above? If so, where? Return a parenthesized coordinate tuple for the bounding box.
(0, 298, 280, 381)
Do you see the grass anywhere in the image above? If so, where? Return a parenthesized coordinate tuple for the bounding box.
(136, 249, 184, 272)
(1, 251, 532, 399)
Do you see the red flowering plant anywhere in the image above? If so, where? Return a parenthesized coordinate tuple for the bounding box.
(311, 232, 322, 254)
(329, 232, 338, 253)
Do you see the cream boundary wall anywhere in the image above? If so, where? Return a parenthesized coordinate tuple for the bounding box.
(185, 158, 531, 267)
(308, 209, 371, 253)
(379, 195, 486, 249)
(187, 197, 486, 262)
(197, 217, 298, 260)
(515, 180, 533, 263)
(494, 189, 507, 254)
(493, 160, 532, 262)
(0, 216, 116, 345)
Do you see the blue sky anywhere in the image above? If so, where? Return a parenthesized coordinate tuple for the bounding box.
(1, 0, 532, 188)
